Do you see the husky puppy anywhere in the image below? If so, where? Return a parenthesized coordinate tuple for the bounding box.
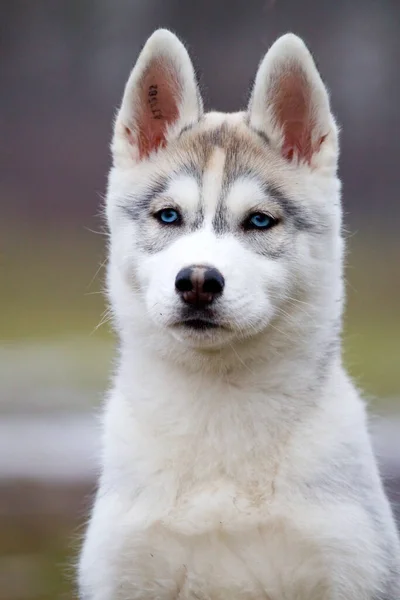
(79, 29, 400, 599)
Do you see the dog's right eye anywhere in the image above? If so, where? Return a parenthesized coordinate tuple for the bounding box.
(243, 212, 278, 231)
(154, 208, 181, 225)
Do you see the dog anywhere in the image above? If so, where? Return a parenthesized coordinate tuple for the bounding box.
(78, 29, 400, 599)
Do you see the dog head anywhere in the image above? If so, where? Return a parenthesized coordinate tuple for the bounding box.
(106, 30, 342, 352)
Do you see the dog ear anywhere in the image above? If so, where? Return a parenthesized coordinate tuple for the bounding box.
(248, 34, 337, 166)
(113, 29, 203, 165)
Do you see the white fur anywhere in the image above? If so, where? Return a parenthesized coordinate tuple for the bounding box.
(79, 30, 400, 599)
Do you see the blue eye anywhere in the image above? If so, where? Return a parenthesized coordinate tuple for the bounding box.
(156, 208, 181, 225)
(245, 212, 276, 230)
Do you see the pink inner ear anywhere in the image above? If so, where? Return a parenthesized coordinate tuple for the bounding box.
(128, 60, 181, 159)
(273, 67, 324, 163)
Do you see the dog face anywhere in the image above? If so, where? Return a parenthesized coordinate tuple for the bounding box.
(106, 30, 341, 350)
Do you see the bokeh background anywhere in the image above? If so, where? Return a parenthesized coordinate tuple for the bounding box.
(1, 1, 400, 598)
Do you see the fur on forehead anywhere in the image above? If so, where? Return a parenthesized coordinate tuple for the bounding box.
(109, 113, 338, 216)
(168, 115, 281, 177)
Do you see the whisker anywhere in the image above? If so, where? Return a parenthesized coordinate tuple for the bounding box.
(87, 258, 107, 290)
(90, 308, 113, 335)
(228, 343, 255, 375)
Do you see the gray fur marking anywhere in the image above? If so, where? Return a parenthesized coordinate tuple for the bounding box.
(120, 123, 328, 256)
(121, 176, 171, 222)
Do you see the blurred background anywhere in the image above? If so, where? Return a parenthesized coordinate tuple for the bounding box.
(1, 0, 400, 598)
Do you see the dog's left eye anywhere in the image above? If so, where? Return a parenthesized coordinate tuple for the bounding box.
(244, 212, 277, 230)
(155, 208, 181, 225)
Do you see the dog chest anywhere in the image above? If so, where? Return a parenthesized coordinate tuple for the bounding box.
(114, 509, 335, 600)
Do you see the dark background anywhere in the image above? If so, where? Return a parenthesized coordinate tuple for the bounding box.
(2, 0, 400, 228)
(1, 1, 399, 598)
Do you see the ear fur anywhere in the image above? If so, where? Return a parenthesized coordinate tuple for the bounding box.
(248, 34, 337, 166)
(113, 29, 203, 165)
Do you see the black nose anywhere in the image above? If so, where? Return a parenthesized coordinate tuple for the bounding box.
(175, 265, 225, 308)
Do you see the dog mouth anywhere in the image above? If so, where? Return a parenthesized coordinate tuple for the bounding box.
(173, 310, 225, 332)
(179, 318, 221, 331)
